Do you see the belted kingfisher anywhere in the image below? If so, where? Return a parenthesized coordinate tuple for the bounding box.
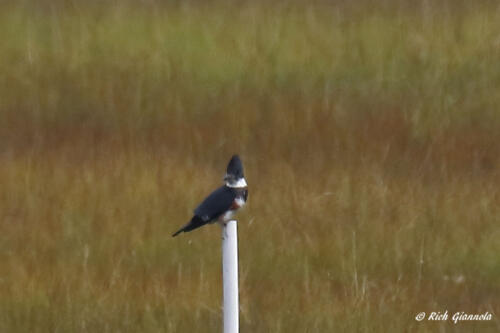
(172, 155, 248, 237)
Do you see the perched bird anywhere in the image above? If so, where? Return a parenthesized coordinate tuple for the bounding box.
(172, 155, 248, 237)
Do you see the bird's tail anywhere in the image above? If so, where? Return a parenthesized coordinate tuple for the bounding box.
(171, 227, 185, 237)
(172, 216, 206, 237)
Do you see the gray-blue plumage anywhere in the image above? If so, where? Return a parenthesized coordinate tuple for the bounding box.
(194, 186, 236, 222)
(172, 155, 248, 237)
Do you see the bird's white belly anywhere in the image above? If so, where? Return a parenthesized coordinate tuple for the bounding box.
(219, 210, 236, 223)
(234, 197, 246, 208)
(217, 197, 246, 223)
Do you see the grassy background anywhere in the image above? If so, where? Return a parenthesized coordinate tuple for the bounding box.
(0, 0, 499, 331)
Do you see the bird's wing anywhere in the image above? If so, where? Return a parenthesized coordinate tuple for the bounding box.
(194, 186, 235, 222)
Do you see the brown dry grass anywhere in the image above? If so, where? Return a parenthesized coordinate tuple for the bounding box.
(0, 1, 499, 332)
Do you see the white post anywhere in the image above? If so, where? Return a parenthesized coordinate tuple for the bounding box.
(222, 220, 239, 333)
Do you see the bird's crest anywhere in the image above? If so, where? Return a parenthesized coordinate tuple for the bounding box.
(226, 155, 244, 178)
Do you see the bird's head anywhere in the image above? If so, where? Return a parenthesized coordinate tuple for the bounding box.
(224, 155, 247, 188)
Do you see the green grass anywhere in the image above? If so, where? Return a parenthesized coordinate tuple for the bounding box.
(0, 1, 499, 331)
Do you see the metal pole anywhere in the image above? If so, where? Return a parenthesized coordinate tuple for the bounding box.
(222, 220, 239, 333)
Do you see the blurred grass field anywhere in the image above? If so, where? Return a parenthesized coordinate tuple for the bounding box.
(0, 0, 499, 331)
